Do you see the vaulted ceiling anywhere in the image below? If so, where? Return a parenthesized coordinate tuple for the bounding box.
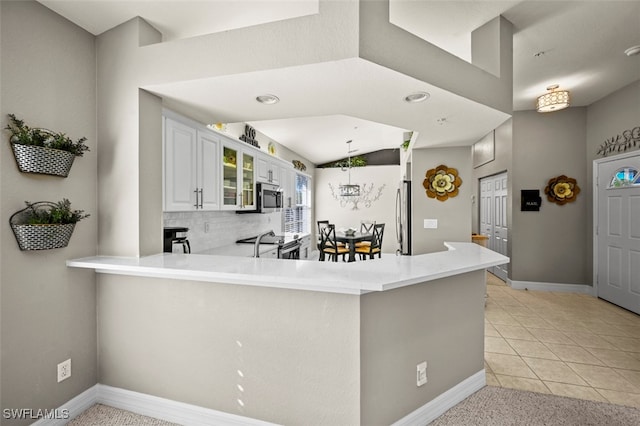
(38, 0, 640, 164)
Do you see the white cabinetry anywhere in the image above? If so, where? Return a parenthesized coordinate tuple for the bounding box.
(284, 167, 296, 208)
(164, 117, 219, 211)
(299, 235, 311, 259)
(221, 141, 256, 211)
(257, 155, 280, 184)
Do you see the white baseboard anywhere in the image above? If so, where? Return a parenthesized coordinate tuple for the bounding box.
(97, 384, 277, 426)
(31, 386, 97, 426)
(35, 372, 485, 426)
(391, 369, 486, 426)
(508, 279, 595, 296)
(33, 384, 278, 426)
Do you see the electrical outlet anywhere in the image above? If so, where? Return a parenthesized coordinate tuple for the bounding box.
(57, 359, 71, 383)
(417, 361, 427, 386)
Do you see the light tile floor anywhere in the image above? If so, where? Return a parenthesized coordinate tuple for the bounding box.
(484, 272, 640, 409)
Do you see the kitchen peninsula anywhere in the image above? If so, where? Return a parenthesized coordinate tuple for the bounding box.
(68, 243, 508, 425)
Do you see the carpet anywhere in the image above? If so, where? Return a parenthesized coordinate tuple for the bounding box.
(68, 404, 179, 426)
(431, 386, 640, 426)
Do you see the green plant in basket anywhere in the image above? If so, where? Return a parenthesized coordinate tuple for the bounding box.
(5, 114, 89, 157)
(22, 199, 90, 225)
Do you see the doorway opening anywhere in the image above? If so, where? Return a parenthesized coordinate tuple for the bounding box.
(479, 172, 508, 281)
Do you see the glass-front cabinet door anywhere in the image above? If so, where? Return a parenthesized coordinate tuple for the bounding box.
(241, 152, 255, 210)
(222, 145, 239, 208)
(221, 142, 256, 210)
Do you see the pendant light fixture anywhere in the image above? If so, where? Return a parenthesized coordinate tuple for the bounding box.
(339, 140, 360, 197)
(536, 84, 570, 113)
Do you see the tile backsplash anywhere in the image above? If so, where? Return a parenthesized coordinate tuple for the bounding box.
(164, 210, 284, 253)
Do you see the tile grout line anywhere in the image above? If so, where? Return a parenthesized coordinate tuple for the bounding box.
(485, 275, 640, 407)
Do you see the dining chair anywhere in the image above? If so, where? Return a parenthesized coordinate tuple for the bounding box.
(317, 220, 329, 261)
(355, 220, 375, 249)
(317, 220, 329, 248)
(356, 223, 384, 260)
(321, 224, 349, 262)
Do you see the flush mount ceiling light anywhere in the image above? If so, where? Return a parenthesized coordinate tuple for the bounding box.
(256, 94, 279, 105)
(536, 84, 570, 113)
(624, 45, 640, 57)
(404, 91, 430, 103)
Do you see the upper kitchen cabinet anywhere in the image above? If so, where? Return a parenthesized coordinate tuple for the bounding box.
(257, 154, 280, 185)
(282, 166, 296, 209)
(221, 141, 256, 211)
(164, 116, 220, 211)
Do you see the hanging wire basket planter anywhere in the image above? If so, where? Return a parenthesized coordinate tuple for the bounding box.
(9, 201, 86, 251)
(10, 138, 76, 177)
(5, 114, 89, 177)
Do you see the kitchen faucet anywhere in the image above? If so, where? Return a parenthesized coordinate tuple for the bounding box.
(254, 230, 275, 258)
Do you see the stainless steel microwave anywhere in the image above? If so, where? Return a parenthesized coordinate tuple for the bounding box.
(238, 182, 283, 214)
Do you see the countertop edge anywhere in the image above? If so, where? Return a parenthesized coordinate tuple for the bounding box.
(67, 242, 509, 295)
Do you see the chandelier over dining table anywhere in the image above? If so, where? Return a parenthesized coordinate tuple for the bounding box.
(339, 140, 361, 197)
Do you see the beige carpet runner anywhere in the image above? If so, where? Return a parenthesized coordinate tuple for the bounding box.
(432, 386, 640, 426)
(69, 385, 640, 425)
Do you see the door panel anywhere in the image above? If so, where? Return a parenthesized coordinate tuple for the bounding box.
(198, 132, 220, 210)
(164, 118, 197, 211)
(479, 172, 508, 281)
(596, 153, 640, 314)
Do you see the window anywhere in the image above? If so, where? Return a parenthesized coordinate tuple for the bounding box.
(284, 174, 311, 234)
(608, 167, 639, 188)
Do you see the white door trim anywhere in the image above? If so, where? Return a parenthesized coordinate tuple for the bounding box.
(592, 150, 640, 298)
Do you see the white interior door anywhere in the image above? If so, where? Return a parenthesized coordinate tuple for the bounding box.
(480, 172, 508, 281)
(596, 152, 640, 314)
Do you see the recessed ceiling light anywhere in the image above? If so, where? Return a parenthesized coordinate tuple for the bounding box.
(256, 94, 279, 105)
(404, 92, 430, 103)
(624, 45, 640, 57)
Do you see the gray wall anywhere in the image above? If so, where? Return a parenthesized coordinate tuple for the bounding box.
(97, 274, 362, 425)
(97, 270, 485, 425)
(360, 270, 485, 425)
(512, 108, 588, 285)
(469, 81, 639, 288)
(411, 147, 473, 254)
(0, 1, 97, 422)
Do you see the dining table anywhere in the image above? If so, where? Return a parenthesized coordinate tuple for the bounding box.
(335, 231, 373, 262)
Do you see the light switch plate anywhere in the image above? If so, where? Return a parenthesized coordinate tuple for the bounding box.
(423, 219, 438, 229)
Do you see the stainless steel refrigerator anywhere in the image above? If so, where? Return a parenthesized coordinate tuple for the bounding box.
(395, 180, 411, 255)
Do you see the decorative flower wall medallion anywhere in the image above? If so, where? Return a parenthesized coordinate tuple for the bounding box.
(544, 175, 580, 205)
(423, 165, 462, 201)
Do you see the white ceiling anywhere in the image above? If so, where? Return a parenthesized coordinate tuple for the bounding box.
(38, 0, 640, 164)
(147, 58, 509, 164)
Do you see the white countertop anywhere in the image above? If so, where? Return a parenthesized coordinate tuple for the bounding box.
(67, 242, 508, 295)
